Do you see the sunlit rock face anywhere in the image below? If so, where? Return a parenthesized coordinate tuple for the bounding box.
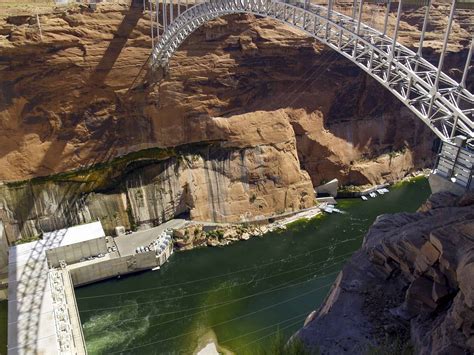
(295, 192, 474, 354)
(0, 2, 471, 240)
(2, 2, 471, 183)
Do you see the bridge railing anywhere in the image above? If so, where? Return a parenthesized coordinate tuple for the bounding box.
(149, 0, 473, 142)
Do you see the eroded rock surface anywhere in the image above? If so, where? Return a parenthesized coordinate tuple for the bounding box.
(1, 2, 471, 185)
(296, 192, 474, 354)
(1, 2, 472, 241)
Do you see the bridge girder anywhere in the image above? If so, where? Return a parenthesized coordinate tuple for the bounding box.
(149, 0, 474, 144)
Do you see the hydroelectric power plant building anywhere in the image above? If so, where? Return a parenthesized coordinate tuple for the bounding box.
(7, 220, 178, 354)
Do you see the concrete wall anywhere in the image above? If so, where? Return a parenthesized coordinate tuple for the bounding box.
(157, 244, 173, 266)
(428, 172, 468, 196)
(46, 237, 107, 268)
(69, 251, 157, 287)
(316, 179, 339, 197)
(0, 182, 131, 242)
(0, 221, 8, 274)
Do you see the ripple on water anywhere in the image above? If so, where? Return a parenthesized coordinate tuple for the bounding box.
(83, 301, 150, 354)
(76, 178, 432, 354)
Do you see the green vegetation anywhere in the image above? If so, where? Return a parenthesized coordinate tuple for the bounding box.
(3, 142, 221, 193)
(12, 233, 42, 246)
(339, 172, 428, 194)
(5, 147, 176, 191)
(243, 329, 315, 355)
(365, 336, 414, 355)
(392, 174, 428, 188)
(338, 184, 363, 193)
(206, 229, 225, 241)
(388, 147, 407, 159)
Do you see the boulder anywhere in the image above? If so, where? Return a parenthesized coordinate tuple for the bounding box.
(295, 192, 474, 354)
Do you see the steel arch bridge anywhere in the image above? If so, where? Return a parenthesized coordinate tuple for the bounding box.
(147, 0, 474, 190)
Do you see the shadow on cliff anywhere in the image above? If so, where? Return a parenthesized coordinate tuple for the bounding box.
(14, 1, 144, 230)
(87, 1, 143, 88)
(8, 3, 145, 353)
(164, 14, 437, 181)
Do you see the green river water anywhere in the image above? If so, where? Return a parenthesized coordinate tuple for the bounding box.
(75, 178, 431, 355)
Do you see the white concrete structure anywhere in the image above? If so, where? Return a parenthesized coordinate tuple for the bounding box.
(316, 178, 339, 197)
(0, 222, 8, 274)
(0, 221, 8, 300)
(8, 221, 105, 355)
(46, 235, 107, 268)
(70, 220, 184, 286)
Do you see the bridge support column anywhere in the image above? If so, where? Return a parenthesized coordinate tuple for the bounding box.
(452, 34, 474, 138)
(430, 139, 474, 196)
(326, 0, 333, 40)
(382, 0, 391, 36)
(406, 0, 431, 100)
(428, 0, 456, 120)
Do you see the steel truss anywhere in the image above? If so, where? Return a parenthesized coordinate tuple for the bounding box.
(150, 0, 473, 144)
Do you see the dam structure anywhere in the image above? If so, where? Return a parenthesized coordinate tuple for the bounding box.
(7, 220, 181, 354)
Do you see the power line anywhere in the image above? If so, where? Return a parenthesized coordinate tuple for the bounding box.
(79, 249, 352, 313)
(81, 258, 346, 334)
(219, 311, 309, 345)
(234, 315, 307, 352)
(109, 280, 334, 353)
(86, 268, 339, 336)
(84, 265, 345, 349)
(125, 264, 339, 331)
(76, 236, 359, 300)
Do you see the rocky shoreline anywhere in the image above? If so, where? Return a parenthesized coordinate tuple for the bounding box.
(172, 174, 429, 252)
(294, 192, 474, 354)
(172, 206, 323, 250)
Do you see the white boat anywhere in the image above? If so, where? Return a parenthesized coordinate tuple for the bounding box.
(382, 188, 389, 193)
(361, 195, 368, 201)
(332, 208, 343, 214)
(152, 266, 161, 271)
(377, 189, 385, 195)
(322, 206, 334, 213)
(369, 192, 377, 198)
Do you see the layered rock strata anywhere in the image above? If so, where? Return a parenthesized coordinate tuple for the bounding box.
(296, 192, 474, 354)
(1, 3, 472, 241)
(2, 3, 471, 184)
(0, 137, 313, 242)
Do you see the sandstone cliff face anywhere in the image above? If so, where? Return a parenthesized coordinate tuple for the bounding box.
(296, 192, 474, 354)
(0, 113, 313, 241)
(1, 2, 471, 184)
(0, 2, 471, 240)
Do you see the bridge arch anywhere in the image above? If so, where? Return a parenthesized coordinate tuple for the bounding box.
(150, 0, 473, 144)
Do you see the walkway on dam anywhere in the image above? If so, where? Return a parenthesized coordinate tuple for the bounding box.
(7, 219, 187, 354)
(7, 222, 104, 355)
(114, 219, 186, 256)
